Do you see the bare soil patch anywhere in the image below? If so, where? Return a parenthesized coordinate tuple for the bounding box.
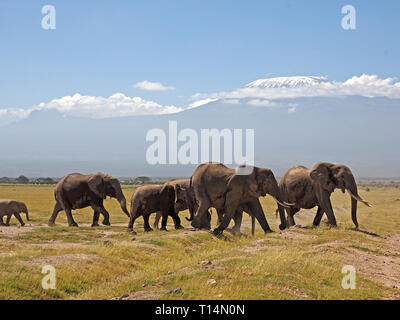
(20, 253, 97, 266)
(113, 290, 162, 300)
(0, 225, 35, 237)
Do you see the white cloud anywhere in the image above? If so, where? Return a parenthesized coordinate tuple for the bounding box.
(191, 74, 400, 102)
(0, 93, 182, 123)
(133, 80, 176, 91)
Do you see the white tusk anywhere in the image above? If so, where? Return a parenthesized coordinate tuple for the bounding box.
(348, 190, 372, 207)
(271, 196, 292, 208)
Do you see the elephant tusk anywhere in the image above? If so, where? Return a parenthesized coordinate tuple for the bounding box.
(271, 196, 292, 208)
(284, 201, 295, 207)
(348, 190, 372, 207)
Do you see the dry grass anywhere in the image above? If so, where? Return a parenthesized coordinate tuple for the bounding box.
(0, 184, 399, 300)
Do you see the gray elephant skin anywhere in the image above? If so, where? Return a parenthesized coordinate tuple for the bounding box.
(128, 184, 183, 234)
(48, 172, 129, 227)
(279, 162, 371, 228)
(153, 179, 194, 229)
(0, 199, 29, 226)
(190, 163, 290, 236)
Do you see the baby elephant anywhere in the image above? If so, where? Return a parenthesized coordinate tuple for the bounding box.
(128, 185, 182, 234)
(0, 199, 30, 226)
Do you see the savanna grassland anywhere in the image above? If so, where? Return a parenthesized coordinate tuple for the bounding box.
(0, 183, 399, 300)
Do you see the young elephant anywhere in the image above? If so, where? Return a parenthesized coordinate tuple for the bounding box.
(128, 185, 182, 234)
(278, 162, 371, 229)
(152, 179, 194, 229)
(0, 199, 30, 226)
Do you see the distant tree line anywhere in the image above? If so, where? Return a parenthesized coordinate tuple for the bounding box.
(0, 176, 58, 184)
(0, 175, 175, 185)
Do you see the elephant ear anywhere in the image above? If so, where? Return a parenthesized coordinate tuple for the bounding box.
(310, 163, 335, 193)
(88, 173, 106, 199)
(228, 168, 259, 198)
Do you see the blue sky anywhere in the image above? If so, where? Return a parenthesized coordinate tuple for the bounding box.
(1, 0, 399, 110)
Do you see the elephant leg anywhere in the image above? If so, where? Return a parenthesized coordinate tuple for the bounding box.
(312, 207, 324, 226)
(0, 216, 5, 226)
(213, 194, 239, 236)
(247, 199, 272, 234)
(153, 211, 162, 229)
(227, 210, 243, 235)
(92, 210, 100, 227)
(128, 206, 141, 234)
(48, 202, 63, 226)
(317, 191, 337, 227)
(217, 209, 224, 225)
(5, 214, 12, 226)
(143, 214, 153, 232)
(14, 213, 25, 226)
(64, 207, 78, 227)
(91, 204, 110, 226)
(170, 208, 183, 230)
(286, 207, 300, 227)
(159, 205, 170, 231)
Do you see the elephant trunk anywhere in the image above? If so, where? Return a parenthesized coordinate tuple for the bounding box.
(185, 207, 194, 221)
(117, 193, 130, 217)
(20, 205, 29, 221)
(351, 197, 358, 229)
(270, 181, 287, 230)
(185, 191, 196, 221)
(345, 176, 369, 229)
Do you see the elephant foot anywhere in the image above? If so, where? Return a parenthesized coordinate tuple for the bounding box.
(69, 222, 79, 227)
(175, 225, 184, 230)
(102, 220, 111, 226)
(20, 223, 25, 227)
(91, 223, 100, 227)
(48, 221, 56, 227)
(128, 229, 137, 235)
(279, 223, 287, 231)
(160, 227, 169, 232)
(5, 223, 10, 227)
(263, 229, 273, 234)
(144, 227, 153, 233)
(226, 228, 241, 236)
(212, 228, 223, 237)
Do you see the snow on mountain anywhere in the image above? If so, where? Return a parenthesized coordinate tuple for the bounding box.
(246, 76, 329, 89)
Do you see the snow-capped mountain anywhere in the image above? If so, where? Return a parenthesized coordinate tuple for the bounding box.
(246, 76, 329, 89)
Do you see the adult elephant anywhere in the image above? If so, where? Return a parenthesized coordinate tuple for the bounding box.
(279, 162, 371, 229)
(48, 173, 129, 227)
(190, 163, 290, 236)
(153, 179, 194, 229)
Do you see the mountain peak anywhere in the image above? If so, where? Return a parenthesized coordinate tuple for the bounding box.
(245, 76, 329, 89)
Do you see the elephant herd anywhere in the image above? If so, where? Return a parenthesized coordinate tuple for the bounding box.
(0, 162, 371, 237)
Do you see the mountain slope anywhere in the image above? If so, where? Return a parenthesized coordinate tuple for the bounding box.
(0, 96, 399, 177)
